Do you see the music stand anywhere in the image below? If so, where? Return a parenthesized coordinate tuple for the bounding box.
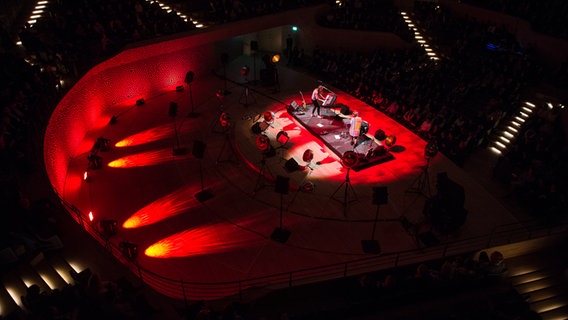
(253, 153, 273, 194)
(406, 141, 438, 198)
(239, 85, 256, 107)
(185, 71, 199, 118)
(287, 149, 315, 210)
(361, 186, 388, 254)
(239, 66, 256, 106)
(193, 141, 213, 202)
(331, 151, 359, 216)
(271, 175, 291, 243)
(216, 114, 238, 164)
(253, 134, 274, 194)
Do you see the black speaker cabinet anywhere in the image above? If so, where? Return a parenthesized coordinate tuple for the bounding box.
(251, 122, 262, 134)
(284, 158, 300, 172)
(169, 102, 178, 118)
(192, 140, 206, 159)
(274, 175, 290, 194)
(372, 186, 388, 205)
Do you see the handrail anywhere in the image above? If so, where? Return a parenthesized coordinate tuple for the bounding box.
(58, 197, 568, 301)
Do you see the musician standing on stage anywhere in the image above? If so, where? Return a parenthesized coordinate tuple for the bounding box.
(349, 111, 362, 146)
(311, 85, 324, 118)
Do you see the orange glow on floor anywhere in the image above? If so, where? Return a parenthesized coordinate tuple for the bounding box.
(122, 184, 198, 228)
(145, 220, 263, 258)
(115, 124, 174, 147)
(108, 148, 186, 168)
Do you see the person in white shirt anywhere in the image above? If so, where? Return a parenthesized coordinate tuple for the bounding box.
(349, 111, 362, 146)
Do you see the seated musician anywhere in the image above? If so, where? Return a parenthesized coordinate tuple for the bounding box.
(311, 85, 325, 118)
(349, 111, 362, 146)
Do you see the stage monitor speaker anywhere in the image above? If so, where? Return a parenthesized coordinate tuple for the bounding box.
(374, 145, 387, 156)
(339, 104, 351, 116)
(192, 140, 206, 159)
(251, 122, 262, 134)
(251, 40, 258, 51)
(169, 102, 178, 118)
(284, 158, 300, 172)
(372, 186, 388, 205)
(274, 175, 290, 194)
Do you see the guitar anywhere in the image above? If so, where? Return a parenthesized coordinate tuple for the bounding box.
(299, 91, 307, 110)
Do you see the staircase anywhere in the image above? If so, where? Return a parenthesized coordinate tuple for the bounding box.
(506, 250, 568, 320)
(0, 252, 83, 318)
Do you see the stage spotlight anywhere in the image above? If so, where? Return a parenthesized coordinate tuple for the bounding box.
(425, 140, 438, 158)
(263, 111, 274, 124)
(184, 71, 194, 84)
(384, 135, 397, 148)
(220, 112, 231, 127)
(276, 130, 289, 145)
(215, 89, 224, 100)
(83, 171, 91, 182)
(119, 242, 138, 260)
(88, 211, 94, 222)
(256, 134, 271, 152)
(341, 150, 359, 168)
(374, 129, 386, 141)
(99, 219, 118, 237)
(136, 98, 145, 106)
(271, 54, 281, 64)
(302, 149, 314, 163)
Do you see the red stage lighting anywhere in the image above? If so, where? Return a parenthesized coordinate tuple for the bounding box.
(425, 140, 438, 158)
(219, 112, 230, 127)
(341, 151, 359, 168)
(302, 149, 314, 163)
(263, 111, 274, 123)
(385, 135, 397, 147)
(256, 134, 270, 151)
(276, 131, 289, 145)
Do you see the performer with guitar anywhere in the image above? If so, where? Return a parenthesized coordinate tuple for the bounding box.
(311, 85, 325, 118)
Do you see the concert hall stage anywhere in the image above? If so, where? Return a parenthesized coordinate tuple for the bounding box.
(288, 104, 395, 171)
(47, 54, 521, 302)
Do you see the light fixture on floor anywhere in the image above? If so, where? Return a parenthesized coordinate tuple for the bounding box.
(119, 241, 139, 260)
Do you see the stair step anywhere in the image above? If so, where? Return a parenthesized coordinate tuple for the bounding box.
(17, 264, 51, 293)
(540, 304, 568, 320)
(525, 285, 568, 303)
(33, 260, 68, 290)
(48, 255, 78, 285)
(1, 275, 28, 310)
(515, 277, 561, 295)
(506, 259, 564, 277)
(509, 270, 553, 286)
(0, 285, 19, 317)
(531, 293, 568, 314)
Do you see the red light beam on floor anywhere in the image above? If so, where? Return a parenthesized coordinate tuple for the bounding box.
(115, 124, 174, 147)
(145, 220, 263, 258)
(108, 148, 186, 168)
(123, 184, 199, 228)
